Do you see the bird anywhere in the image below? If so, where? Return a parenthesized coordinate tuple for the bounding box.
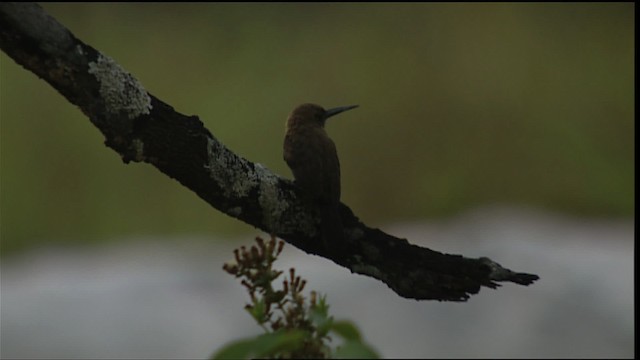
(283, 103, 358, 248)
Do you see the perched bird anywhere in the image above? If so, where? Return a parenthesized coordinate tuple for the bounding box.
(283, 103, 358, 247)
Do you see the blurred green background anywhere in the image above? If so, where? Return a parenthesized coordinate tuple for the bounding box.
(0, 3, 634, 255)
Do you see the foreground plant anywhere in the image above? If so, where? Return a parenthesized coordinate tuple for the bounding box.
(212, 235, 379, 359)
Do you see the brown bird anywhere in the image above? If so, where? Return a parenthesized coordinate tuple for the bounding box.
(283, 103, 358, 247)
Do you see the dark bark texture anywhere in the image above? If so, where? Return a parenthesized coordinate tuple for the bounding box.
(0, 3, 539, 301)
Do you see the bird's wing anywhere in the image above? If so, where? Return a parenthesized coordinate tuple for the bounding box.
(321, 137, 340, 204)
(284, 132, 324, 200)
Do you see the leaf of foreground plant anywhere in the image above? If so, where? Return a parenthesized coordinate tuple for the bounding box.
(334, 340, 380, 359)
(211, 330, 307, 359)
(330, 321, 380, 359)
(330, 320, 362, 342)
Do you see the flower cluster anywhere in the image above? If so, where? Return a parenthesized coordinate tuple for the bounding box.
(222, 235, 332, 358)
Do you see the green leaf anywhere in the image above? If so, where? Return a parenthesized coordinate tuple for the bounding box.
(330, 320, 362, 342)
(264, 289, 286, 304)
(211, 330, 308, 359)
(246, 299, 266, 324)
(333, 340, 380, 359)
(310, 307, 333, 337)
(317, 294, 330, 313)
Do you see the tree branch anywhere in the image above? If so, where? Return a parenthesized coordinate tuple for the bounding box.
(0, 2, 539, 301)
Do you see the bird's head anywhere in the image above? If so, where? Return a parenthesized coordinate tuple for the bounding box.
(287, 103, 358, 129)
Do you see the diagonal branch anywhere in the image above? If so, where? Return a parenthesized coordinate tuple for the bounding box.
(0, 2, 538, 301)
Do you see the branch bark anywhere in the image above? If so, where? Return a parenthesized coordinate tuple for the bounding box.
(0, 3, 539, 301)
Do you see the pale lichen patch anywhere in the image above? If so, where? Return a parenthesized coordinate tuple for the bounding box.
(131, 138, 145, 162)
(204, 137, 317, 236)
(234, 163, 260, 197)
(205, 137, 258, 198)
(479, 257, 511, 281)
(88, 54, 152, 120)
(228, 206, 242, 217)
(256, 163, 289, 231)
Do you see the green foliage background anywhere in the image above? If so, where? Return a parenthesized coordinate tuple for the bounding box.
(0, 3, 634, 254)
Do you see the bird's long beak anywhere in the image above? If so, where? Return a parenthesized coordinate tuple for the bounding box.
(324, 105, 359, 119)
